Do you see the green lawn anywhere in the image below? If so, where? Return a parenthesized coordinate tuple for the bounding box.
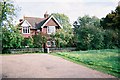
(53, 49, 120, 78)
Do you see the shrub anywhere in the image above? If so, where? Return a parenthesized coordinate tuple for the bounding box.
(51, 29, 74, 48)
(76, 25, 104, 50)
(22, 37, 33, 48)
(2, 26, 23, 49)
(103, 29, 119, 49)
(32, 34, 47, 48)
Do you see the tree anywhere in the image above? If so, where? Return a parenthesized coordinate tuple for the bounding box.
(76, 25, 104, 50)
(32, 34, 47, 48)
(73, 15, 100, 34)
(100, 6, 120, 48)
(52, 13, 72, 31)
(101, 6, 120, 30)
(22, 37, 33, 48)
(2, 26, 23, 49)
(76, 15, 100, 27)
(1, 0, 23, 53)
(73, 15, 102, 50)
(51, 29, 74, 48)
(103, 29, 118, 49)
(51, 13, 75, 48)
(0, 0, 16, 26)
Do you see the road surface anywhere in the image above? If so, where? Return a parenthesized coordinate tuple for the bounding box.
(1, 54, 115, 78)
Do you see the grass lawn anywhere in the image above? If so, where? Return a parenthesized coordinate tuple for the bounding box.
(52, 49, 120, 78)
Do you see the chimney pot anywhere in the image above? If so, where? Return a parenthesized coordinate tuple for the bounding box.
(44, 11, 49, 18)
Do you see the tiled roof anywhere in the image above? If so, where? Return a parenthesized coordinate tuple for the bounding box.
(24, 17, 48, 29)
(19, 15, 62, 29)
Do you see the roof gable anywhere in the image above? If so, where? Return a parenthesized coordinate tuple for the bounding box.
(44, 18, 59, 26)
(20, 15, 62, 29)
(41, 15, 63, 28)
(21, 20, 31, 26)
(24, 17, 46, 29)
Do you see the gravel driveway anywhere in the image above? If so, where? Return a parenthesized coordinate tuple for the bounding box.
(1, 54, 115, 78)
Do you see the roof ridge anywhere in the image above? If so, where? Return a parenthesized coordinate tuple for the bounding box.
(24, 16, 45, 19)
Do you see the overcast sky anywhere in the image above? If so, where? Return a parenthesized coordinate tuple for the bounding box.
(14, 0, 119, 24)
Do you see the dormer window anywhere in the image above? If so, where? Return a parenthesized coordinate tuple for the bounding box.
(47, 26, 56, 34)
(21, 20, 31, 34)
(22, 26, 30, 34)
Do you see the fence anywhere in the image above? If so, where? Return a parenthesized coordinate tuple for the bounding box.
(7, 47, 76, 53)
(8, 48, 44, 53)
(49, 47, 76, 52)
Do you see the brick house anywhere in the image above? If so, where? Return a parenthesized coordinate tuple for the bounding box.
(18, 12, 62, 48)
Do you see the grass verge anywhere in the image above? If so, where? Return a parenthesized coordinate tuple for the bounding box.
(51, 49, 120, 78)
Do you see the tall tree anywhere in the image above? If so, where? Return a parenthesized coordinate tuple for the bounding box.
(0, 0, 16, 26)
(100, 5, 120, 48)
(1, 0, 24, 53)
(2, 26, 23, 49)
(73, 15, 100, 33)
(101, 6, 120, 30)
(51, 13, 75, 47)
(77, 15, 100, 27)
(73, 15, 103, 50)
(51, 29, 74, 48)
(52, 13, 72, 31)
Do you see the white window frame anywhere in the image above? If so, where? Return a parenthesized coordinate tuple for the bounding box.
(22, 26, 30, 34)
(47, 26, 56, 34)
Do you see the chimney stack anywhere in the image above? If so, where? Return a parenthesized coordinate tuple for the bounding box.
(44, 11, 49, 18)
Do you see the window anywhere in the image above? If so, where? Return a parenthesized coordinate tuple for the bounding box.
(47, 26, 56, 34)
(22, 26, 30, 34)
(47, 41, 51, 46)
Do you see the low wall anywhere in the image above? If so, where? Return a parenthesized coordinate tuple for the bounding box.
(7, 47, 76, 53)
(49, 48, 76, 52)
(8, 48, 44, 53)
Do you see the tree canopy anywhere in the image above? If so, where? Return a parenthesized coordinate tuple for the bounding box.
(0, 0, 16, 26)
(101, 6, 120, 30)
(1, 0, 24, 53)
(74, 15, 100, 28)
(73, 5, 120, 50)
(51, 13, 74, 47)
(52, 13, 72, 31)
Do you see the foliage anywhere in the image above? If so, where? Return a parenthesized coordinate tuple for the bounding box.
(100, 6, 120, 49)
(76, 25, 104, 50)
(101, 6, 120, 30)
(22, 37, 33, 48)
(2, 26, 23, 49)
(103, 29, 119, 49)
(73, 15, 103, 50)
(32, 34, 47, 48)
(74, 15, 100, 29)
(52, 13, 72, 31)
(1, 0, 23, 53)
(51, 13, 75, 48)
(0, 0, 17, 26)
(55, 49, 120, 78)
(51, 29, 75, 48)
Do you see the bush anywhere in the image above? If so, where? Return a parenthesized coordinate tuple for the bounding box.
(22, 37, 33, 48)
(2, 26, 23, 49)
(103, 29, 119, 49)
(76, 25, 104, 50)
(32, 34, 47, 48)
(51, 29, 74, 48)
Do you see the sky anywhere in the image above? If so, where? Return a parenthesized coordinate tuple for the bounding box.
(14, 0, 119, 24)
